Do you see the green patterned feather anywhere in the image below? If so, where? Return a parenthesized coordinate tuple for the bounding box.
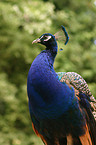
(57, 72, 96, 120)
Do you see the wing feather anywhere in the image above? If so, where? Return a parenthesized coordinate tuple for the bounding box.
(57, 72, 96, 120)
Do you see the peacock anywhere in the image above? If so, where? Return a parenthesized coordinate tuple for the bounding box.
(27, 26, 96, 145)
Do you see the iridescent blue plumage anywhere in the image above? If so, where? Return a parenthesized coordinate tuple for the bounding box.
(27, 26, 96, 145)
(61, 25, 69, 45)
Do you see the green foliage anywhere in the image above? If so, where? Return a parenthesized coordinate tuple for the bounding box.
(0, 0, 96, 144)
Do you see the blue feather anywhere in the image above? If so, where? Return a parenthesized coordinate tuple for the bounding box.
(61, 25, 69, 45)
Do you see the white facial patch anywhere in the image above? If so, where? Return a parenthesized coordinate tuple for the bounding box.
(44, 36, 51, 41)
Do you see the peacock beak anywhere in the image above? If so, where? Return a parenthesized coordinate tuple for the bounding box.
(32, 38, 41, 44)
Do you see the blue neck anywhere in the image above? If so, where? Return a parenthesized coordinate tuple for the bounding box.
(27, 45, 75, 119)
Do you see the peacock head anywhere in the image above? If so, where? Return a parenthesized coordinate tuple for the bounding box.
(32, 33, 57, 50)
(32, 26, 69, 53)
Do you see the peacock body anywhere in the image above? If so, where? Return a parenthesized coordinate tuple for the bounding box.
(27, 26, 96, 145)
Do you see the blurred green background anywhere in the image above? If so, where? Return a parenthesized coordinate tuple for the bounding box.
(0, 0, 96, 144)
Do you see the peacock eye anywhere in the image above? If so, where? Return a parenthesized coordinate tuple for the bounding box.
(43, 35, 51, 41)
(43, 36, 47, 39)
